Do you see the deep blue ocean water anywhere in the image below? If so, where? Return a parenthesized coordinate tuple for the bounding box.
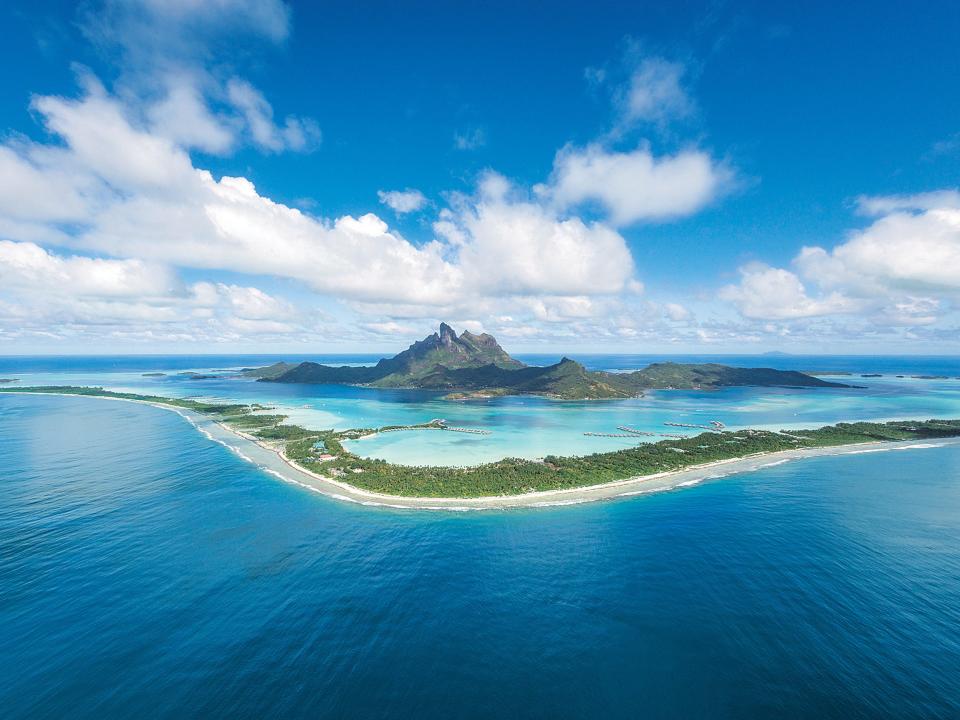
(2, 356, 960, 717)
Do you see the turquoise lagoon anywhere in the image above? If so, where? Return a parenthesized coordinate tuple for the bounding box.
(4, 354, 960, 465)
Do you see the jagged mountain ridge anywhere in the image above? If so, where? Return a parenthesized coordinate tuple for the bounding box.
(372, 322, 524, 382)
(246, 325, 851, 399)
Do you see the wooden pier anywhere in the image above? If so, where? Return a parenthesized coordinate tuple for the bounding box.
(585, 431, 645, 438)
(664, 420, 725, 431)
(585, 428, 690, 439)
(617, 425, 657, 436)
(441, 426, 492, 435)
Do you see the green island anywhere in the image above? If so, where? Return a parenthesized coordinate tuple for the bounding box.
(243, 323, 852, 400)
(5, 384, 960, 499)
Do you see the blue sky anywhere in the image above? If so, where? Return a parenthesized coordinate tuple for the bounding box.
(0, 0, 958, 354)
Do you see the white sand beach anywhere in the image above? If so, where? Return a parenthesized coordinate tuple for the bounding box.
(9, 391, 957, 511)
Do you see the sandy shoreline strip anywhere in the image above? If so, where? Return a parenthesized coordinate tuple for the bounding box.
(6, 390, 960, 511)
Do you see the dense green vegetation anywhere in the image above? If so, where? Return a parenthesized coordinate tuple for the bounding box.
(246, 323, 849, 399)
(219, 413, 288, 429)
(239, 361, 296, 379)
(616, 362, 852, 391)
(304, 420, 960, 497)
(255, 424, 324, 441)
(5, 384, 959, 499)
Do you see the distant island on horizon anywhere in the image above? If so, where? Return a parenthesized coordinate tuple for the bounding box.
(244, 323, 851, 400)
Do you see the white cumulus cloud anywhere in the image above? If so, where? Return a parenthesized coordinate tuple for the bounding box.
(146, 75, 237, 154)
(378, 189, 427, 214)
(0, 240, 178, 298)
(722, 191, 960, 332)
(33, 74, 197, 193)
(798, 200, 960, 295)
(2, 81, 646, 313)
(0, 241, 304, 339)
(543, 143, 731, 226)
(720, 264, 858, 320)
(442, 173, 637, 296)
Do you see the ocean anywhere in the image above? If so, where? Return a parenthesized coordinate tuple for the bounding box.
(2, 356, 960, 718)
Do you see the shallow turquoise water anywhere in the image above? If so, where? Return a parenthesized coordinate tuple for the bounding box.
(4, 354, 960, 465)
(2, 392, 960, 718)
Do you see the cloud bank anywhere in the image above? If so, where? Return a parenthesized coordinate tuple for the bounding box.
(721, 191, 960, 333)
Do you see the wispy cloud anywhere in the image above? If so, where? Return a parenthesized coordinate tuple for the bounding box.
(453, 127, 486, 150)
(617, 57, 694, 127)
(80, 0, 319, 157)
(926, 132, 960, 160)
(226, 79, 321, 153)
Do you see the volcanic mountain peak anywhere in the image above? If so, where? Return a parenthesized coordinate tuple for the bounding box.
(384, 324, 524, 375)
(438, 322, 457, 343)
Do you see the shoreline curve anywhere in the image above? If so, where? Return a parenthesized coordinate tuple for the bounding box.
(5, 391, 960, 511)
